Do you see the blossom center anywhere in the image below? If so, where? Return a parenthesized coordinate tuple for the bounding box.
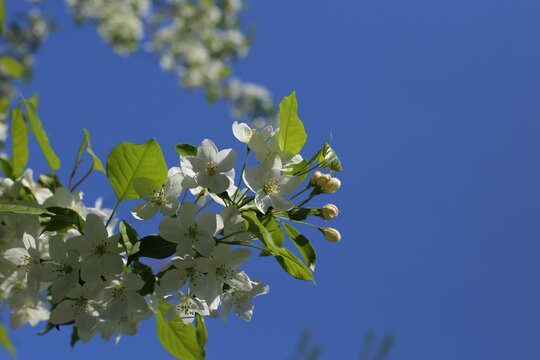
(216, 265, 233, 280)
(93, 242, 108, 256)
(74, 297, 90, 315)
(185, 225, 199, 240)
(264, 178, 280, 194)
(232, 290, 249, 305)
(204, 161, 217, 176)
(112, 284, 127, 300)
(152, 188, 165, 206)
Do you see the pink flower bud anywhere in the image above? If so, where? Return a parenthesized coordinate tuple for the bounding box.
(320, 204, 339, 220)
(310, 171, 323, 186)
(322, 177, 341, 194)
(320, 227, 341, 242)
(316, 174, 331, 188)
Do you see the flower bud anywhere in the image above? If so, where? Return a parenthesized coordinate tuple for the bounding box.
(310, 171, 323, 186)
(320, 204, 339, 220)
(320, 227, 341, 242)
(316, 174, 331, 188)
(322, 177, 341, 194)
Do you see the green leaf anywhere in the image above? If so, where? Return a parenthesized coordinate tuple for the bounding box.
(0, 203, 46, 215)
(284, 207, 319, 221)
(195, 315, 208, 349)
(259, 216, 284, 256)
(128, 235, 176, 263)
(278, 91, 307, 154)
(11, 101, 28, 177)
(0, 322, 16, 358)
(38, 173, 63, 192)
(0, 0, 5, 35)
(274, 247, 314, 282)
(0, 57, 24, 78)
(41, 206, 85, 234)
(70, 327, 79, 348)
(119, 220, 140, 253)
(174, 143, 198, 157)
(0, 157, 12, 178)
(106, 139, 168, 203)
(132, 261, 156, 296)
(156, 301, 205, 360)
(23, 97, 61, 172)
(282, 223, 316, 271)
(318, 142, 342, 172)
(83, 129, 105, 172)
(242, 212, 279, 254)
(284, 159, 309, 181)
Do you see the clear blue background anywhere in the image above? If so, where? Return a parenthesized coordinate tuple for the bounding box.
(4, 0, 540, 359)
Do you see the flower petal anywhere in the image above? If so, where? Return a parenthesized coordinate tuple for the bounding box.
(197, 139, 218, 162)
(215, 148, 237, 173)
(131, 202, 159, 220)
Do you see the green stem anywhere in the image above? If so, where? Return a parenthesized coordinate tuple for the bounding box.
(297, 164, 321, 177)
(233, 147, 250, 203)
(197, 198, 214, 214)
(222, 241, 266, 251)
(106, 200, 120, 227)
(276, 216, 321, 229)
(289, 185, 311, 200)
(180, 188, 188, 205)
(70, 160, 95, 192)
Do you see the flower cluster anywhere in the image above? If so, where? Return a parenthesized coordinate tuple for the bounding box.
(63, 0, 276, 124)
(0, 92, 342, 354)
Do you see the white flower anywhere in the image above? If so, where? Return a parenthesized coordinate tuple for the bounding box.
(220, 206, 250, 242)
(98, 302, 152, 344)
(180, 139, 236, 194)
(243, 156, 302, 214)
(196, 245, 252, 310)
(10, 299, 49, 330)
(232, 121, 272, 144)
(19, 169, 53, 204)
(248, 129, 302, 168)
(163, 293, 210, 325)
(159, 202, 223, 257)
(131, 167, 184, 220)
(221, 281, 269, 322)
(43, 187, 88, 217)
(157, 255, 206, 299)
(69, 214, 123, 282)
(100, 273, 148, 320)
(41, 235, 81, 303)
(49, 282, 104, 337)
(3, 233, 46, 292)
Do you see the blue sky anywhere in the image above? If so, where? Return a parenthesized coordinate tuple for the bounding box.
(4, 0, 540, 359)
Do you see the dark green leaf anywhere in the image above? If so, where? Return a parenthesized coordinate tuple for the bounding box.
(41, 206, 85, 233)
(284, 159, 309, 181)
(70, 327, 79, 348)
(278, 91, 307, 154)
(0, 322, 15, 358)
(132, 261, 156, 296)
(174, 143, 198, 157)
(282, 223, 316, 271)
(156, 301, 205, 360)
(11, 101, 28, 177)
(129, 235, 176, 262)
(0, 157, 13, 178)
(195, 315, 208, 349)
(0, 203, 46, 215)
(318, 143, 342, 172)
(24, 97, 61, 172)
(274, 247, 314, 282)
(119, 220, 140, 254)
(284, 207, 319, 221)
(38, 174, 63, 192)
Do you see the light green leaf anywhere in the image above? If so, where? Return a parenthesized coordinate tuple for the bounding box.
(259, 216, 284, 256)
(23, 97, 61, 172)
(11, 101, 28, 177)
(274, 247, 314, 282)
(0, 57, 24, 79)
(318, 142, 342, 172)
(0, 203, 46, 215)
(0, 98, 8, 115)
(243, 212, 279, 254)
(0, 322, 16, 358)
(278, 91, 307, 154)
(106, 139, 168, 202)
(156, 301, 205, 360)
(174, 143, 198, 157)
(0, 157, 12, 178)
(0, 0, 5, 35)
(282, 223, 316, 271)
(83, 129, 105, 172)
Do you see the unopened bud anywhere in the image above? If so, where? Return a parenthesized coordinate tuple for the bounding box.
(320, 227, 341, 242)
(310, 171, 323, 186)
(322, 177, 341, 194)
(320, 204, 339, 220)
(316, 174, 331, 188)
